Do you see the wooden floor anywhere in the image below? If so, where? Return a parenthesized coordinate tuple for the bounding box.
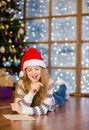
(0, 96, 89, 130)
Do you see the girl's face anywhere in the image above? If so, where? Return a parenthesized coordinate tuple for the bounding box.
(26, 66, 41, 83)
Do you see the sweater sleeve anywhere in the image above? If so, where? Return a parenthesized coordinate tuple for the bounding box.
(15, 79, 35, 106)
(21, 87, 54, 115)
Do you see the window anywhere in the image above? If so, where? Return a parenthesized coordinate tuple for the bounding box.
(20, 0, 89, 96)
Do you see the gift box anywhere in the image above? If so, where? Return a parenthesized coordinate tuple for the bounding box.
(0, 87, 12, 99)
(0, 76, 13, 86)
(0, 76, 14, 99)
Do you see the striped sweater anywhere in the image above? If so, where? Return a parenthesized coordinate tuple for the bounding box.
(15, 79, 56, 115)
(15, 79, 69, 115)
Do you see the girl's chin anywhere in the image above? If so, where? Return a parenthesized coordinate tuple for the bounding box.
(31, 79, 39, 82)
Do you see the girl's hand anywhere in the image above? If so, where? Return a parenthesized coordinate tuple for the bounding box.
(30, 82, 43, 93)
(10, 102, 22, 114)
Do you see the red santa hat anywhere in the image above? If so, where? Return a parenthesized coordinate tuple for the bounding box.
(19, 47, 46, 77)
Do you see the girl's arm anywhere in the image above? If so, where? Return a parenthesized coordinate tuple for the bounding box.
(15, 79, 35, 106)
(11, 87, 54, 115)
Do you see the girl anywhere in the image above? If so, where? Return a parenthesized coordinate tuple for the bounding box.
(11, 48, 69, 115)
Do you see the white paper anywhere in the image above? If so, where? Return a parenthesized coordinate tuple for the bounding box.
(3, 114, 36, 121)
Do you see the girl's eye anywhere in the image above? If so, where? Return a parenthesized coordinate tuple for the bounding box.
(35, 68, 40, 70)
(27, 69, 31, 71)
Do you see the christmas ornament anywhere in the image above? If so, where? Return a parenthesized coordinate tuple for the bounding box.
(0, 46, 5, 53)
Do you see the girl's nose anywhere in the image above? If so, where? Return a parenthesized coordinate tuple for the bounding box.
(32, 69, 36, 74)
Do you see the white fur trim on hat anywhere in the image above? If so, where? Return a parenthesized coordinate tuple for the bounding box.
(23, 59, 46, 70)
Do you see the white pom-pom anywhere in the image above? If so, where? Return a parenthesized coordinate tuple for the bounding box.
(19, 71, 24, 77)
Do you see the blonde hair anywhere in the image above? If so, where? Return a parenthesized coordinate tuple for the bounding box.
(15, 68, 53, 106)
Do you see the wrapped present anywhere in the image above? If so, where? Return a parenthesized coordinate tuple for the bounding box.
(0, 76, 13, 87)
(0, 87, 12, 99)
(0, 76, 14, 99)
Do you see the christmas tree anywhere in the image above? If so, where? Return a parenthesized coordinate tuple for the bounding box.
(0, 0, 27, 75)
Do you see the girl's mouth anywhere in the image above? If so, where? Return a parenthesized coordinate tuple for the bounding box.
(32, 75, 38, 80)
